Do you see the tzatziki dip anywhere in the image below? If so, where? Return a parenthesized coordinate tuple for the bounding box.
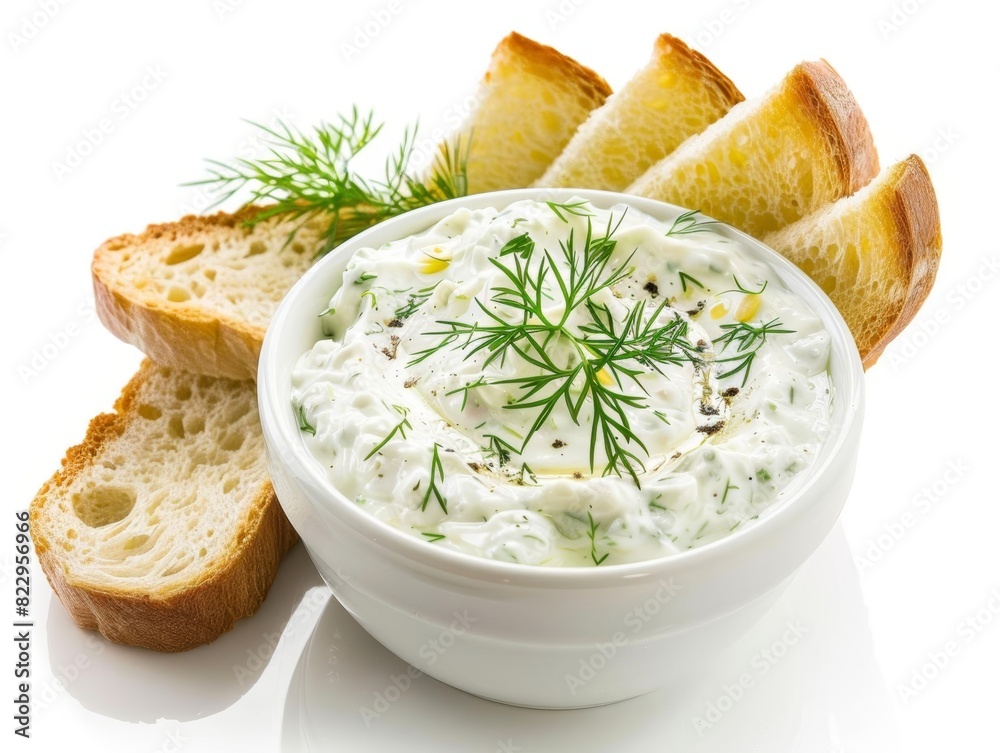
(291, 198, 832, 567)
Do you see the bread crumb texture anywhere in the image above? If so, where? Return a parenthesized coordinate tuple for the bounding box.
(765, 155, 941, 367)
(448, 32, 612, 194)
(30, 360, 297, 651)
(628, 60, 879, 238)
(96, 207, 325, 332)
(538, 33, 743, 191)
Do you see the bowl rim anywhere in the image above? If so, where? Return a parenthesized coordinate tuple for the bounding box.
(259, 188, 865, 588)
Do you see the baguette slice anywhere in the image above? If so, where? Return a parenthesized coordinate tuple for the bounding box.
(537, 34, 743, 191)
(92, 207, 330, 381)
(437, 31, 612, 194)
(764, 155, 942, 369)
(30, 360, 298, 652)
(627, 60, 879, 238)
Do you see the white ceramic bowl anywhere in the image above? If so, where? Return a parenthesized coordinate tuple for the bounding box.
(258, 189, 865, 709)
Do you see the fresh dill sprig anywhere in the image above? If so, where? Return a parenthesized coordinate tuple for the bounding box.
(546, 200, 593, 222)
(394, 283, 439, 320)
(364, 405, 412, 460)
(721, 477, 739, 504)
(296, 405, 316, 435)
(483, 434, 516, 467)
(186, 106, 469, 254)
(665, 209, 718, 236)
(713, 318, 794, 387)
(587, 512, 610, 566)
(720, 275, 767, 296)
(420, 444, 448, 513)
(500, 233, 535, 259)
(677, 271, 705, 293)
(577, 298, 704, 376)
(446, 376, 488, 411)
(421, 531, 446, 542)
(412, 211, 703, 486)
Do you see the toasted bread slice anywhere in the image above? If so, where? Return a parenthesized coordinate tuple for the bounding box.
(30, 360, 298, 652)
(763, 155, 941, 368)
(437, 31, 612, 194)
(627, 60, 879, 238)
(92, 207, 330, 381)
(537, 34, 743, 191)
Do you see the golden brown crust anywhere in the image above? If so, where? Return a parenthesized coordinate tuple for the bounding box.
(791, 60, 880, 195)
(492, 31, 612, 102)
(99, 205, 270, 251)
(31, 362, 149, 560)
(92, 270, 264, 381)
(35, 486, 297, 652)
(93, 208, 283, 381)
(862, 155, 942, 368)
(29, 361, 299, 652)
(653, 34, 744, 108)
(92, 206, 367, 380)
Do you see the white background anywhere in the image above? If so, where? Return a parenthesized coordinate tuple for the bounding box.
(3, 0, 998, 750)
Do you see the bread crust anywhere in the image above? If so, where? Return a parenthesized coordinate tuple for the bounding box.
(495, 31, 612, 102)
(93, 271, 264, 382)
(93, 207, 290, 381)
(625, 58, 880, 237)
(862, 155, 942, 368)
(652, 34, 743, 108)
(790, 60, 880, 195)
(30, 361, 299, 652)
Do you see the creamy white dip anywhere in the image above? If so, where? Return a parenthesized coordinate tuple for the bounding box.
(291, 199, 832, 566)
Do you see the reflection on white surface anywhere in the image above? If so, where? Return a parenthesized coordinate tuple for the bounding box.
(281, 524, 898, 752)
(42, 544, 324, 723)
